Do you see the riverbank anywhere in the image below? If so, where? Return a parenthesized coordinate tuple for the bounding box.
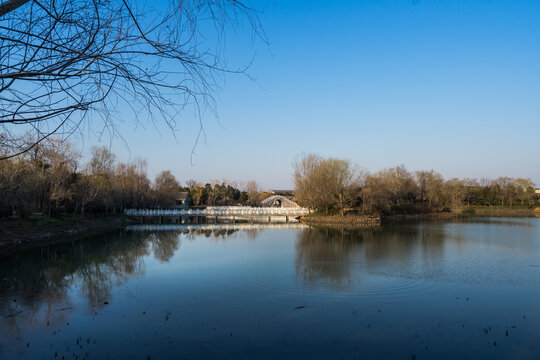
(458, 206, 539, 217)
(300, 206, 539, 227)
(0, 215, 134, 248)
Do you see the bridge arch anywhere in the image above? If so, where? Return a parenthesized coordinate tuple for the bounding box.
(260, 195, 300, 208)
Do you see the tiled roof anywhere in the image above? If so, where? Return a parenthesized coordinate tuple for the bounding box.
(177, 192, 189, 200)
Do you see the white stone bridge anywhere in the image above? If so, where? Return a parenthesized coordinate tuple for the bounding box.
(125, 206, 310, 217)
(124, 206, 310, 224)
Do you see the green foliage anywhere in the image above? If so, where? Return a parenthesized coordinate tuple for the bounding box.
(188, 182, 249, 206)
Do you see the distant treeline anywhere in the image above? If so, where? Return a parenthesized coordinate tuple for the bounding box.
(0, 139, 265, 219)
(3, 143, 538, 220)
(294, 154, 539, 216)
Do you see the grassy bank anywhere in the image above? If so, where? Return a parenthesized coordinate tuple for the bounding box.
(0, 214, 134, 248)
(458, 206, 540, 217)
(300, 206, 540, 228)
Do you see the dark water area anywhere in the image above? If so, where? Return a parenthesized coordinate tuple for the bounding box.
(1, 218, 540, 359)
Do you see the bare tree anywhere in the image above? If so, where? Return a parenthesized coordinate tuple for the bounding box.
(360, 173, 390, 215)
(0, 0, 264, 159)
(293, 154, 323, 210)
(462, 178, 479, 206)
(294, 154, 361, 215)
(319, 158, 361, 216)
(415, 170, 444, 208)
(153, 170, 182, 208)
(379, 165, 416, 205)
(40, 138, 79, 215)
(72, 173, 99, 216)
(493, 177, 513, 207)
(513, 178, 535, 206)
(114, 157, 150, 210)
(87, 146, 115, 177)
(243, 180, 261, 206)
(444, 178, 466, 209)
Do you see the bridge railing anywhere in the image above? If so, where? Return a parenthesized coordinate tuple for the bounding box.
(124, 206, 310, 217)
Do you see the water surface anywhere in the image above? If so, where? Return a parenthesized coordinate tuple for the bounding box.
(1, 218, 540, 359)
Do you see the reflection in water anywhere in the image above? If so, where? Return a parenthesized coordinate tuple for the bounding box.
(295, 227, 361, 287)
(1, 220, 540, 360)
(150, 231, 182, 262)
(361, 222, 446, 274)
(3, 219, 536, 326)
(0, 230, 183, 334)
(295, 224, 447, 288)
(0, 225, 288, 334)
(126, 223, 309, 241)
(296, 219, 540, 289)
(1, 231, 144, 333)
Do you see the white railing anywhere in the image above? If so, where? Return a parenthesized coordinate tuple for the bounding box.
(124, 206, 310, 217)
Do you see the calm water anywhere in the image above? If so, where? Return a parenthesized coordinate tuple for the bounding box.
(1, 218, 540, 359)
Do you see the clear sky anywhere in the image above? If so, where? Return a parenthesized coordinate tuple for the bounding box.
(76, 0, 540, 189)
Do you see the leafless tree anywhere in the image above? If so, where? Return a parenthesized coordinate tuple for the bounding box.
(379, 165, 416, 205)
(415, 170, 444, 208)
(513, 178, 536, 205)
(444, 178, 466, 209)
(114, 157, 150, 210)
(294, 154, 361, 215)
(293, 153, 323, 210)
(0, 0, 264, 159)
(318, 158, 361, 216)
(243, 179, 261, 206)
(153, 170, 183, 208)
(360, 173, 390, 215)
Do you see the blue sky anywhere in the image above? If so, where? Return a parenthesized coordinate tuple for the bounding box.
(77, 0, 540, 189)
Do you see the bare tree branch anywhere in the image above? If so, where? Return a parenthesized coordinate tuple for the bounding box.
(1, 0, 265, 159)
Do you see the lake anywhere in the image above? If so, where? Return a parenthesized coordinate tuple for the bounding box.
(1, 217, 540, 359)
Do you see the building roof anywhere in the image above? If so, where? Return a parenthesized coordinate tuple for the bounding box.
(269, 190, 294, 196)
(176, 192, 189, 200)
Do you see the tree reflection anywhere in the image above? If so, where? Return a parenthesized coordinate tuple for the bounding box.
(295, 223, 446, 288)
(0, 225, 250, 330)
(295, 227, 363, 287)
(0, 230, 151, 328)
(150, 231, 182, 262)
(244, 228, 261, 240)
(0, 223, 451, 334)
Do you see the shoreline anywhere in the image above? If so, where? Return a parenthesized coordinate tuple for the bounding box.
(459, 206, 539, 217)
(1, 206, 537, 249)
(0, 215, 134, 249)
(300, 207, 539, 227)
